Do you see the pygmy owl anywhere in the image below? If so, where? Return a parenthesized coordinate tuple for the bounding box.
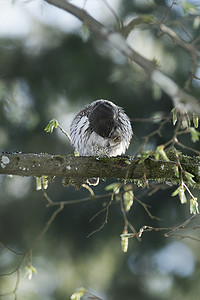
(70, 99, 133, 185)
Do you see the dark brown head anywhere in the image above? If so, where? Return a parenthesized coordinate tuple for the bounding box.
(89, 101, 116, 138)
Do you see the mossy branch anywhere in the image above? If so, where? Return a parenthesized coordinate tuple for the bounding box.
(1, 151, 200, 187)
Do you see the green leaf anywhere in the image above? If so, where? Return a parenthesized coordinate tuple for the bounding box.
(25, 264, 37, 280)
(155, 145, 169, 162)
(171, 108, 177, 126)
(123, 185, 134, 212)
(190, 197, 199, 214)
(81, 23, 90, 42)
(71, 287, 87, 300)
(181, 2, 199, 15)
(182, 114, 191, 128)
(190, 127, 200, 143)
(173, 164, 179, 178)
(105, 183, 121, 194)
(42, 175, 48, 190)
(179, 186, 187, 204)
(44, 118, 58, 133)
(74, 149, 80, 157)
(121, 230, 129, 253)
(184, 171, 196, 185)
(138, 151, 152, 164)
(193, 113, 199, 128)
(171, 186, 181, 197)
(172, 186, 187, 204)
(36, 177, 42, 191)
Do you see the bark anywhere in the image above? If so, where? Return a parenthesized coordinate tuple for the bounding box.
(1, 152, 200, 186)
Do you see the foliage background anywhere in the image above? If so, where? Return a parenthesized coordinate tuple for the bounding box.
(0, 0, 200, 299)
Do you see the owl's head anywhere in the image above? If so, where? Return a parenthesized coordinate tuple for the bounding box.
(88, 100, 118, 138)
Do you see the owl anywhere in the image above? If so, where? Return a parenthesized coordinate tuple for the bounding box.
(70, 99, 133, 185)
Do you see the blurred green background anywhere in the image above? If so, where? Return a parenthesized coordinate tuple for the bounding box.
(1, 0, 200, 299)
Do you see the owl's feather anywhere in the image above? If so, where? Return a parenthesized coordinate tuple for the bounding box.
(70, 99, 133, 185)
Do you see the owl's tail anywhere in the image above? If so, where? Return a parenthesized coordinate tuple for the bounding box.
(87, 177, 99, 186)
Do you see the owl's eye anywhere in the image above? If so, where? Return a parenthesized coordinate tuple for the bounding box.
(113, 135, 121, 143)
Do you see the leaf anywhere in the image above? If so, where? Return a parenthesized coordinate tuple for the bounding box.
(42, 175, 48, 190)
(171, 108, 177, 126)
(184, 171, 196, 185)
(172, 186, 187, 204)
(81, 23, 90, 42)
(121, 229, 129, 253)
(105, 183, 121, 194)
(44, 118, 58, 133)
(155, 145, 169, 162)
(25, 264, 37, 280)
(123, 185, 134, 212)
(71, 287, 87, 300)
(193, 113, 199, 128)
(181, 2, 199, 15)
(36, 177, 42, 191)
(121, 236, 129, 253)
(179, 186, 187, 204)
(173, 164, 179, 178)
(74, 149, 80, 157)
(138, 150, 152, 164)
(171, 186, 181, 197)
(190, 127, 200, 143)
(190, 197, 199, 214)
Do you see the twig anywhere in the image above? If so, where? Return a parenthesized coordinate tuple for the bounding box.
(42, 188, 54, 205)
(57, 123, 71, 142)
(165, 214, 198, 237)
(171, 233, 200, 242)
(0, 242, 23, 256)
(87, 194, 113, 238)
(134, 197, 161, 221)
(47, 193, 112, 207)
(0, 204, 64, 297)
(102, 0, 122, 26)
(119, 195, 140, 241)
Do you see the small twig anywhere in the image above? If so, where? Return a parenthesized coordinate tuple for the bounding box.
(0, 204, 64, 298)
(175, 140, 200, 155)
(165, 214, 198, 237)
(119, 195, 140, 241)
(87, 194, 114, 238)
(131, 115, 171, 123)
(134, 197, 161, 221)
(47, 193, 112, 207)
(138, 118, 170, 153)
(171, 233, 200, 242)
(137, 225, 174, 238)
(0, 242, 23, 256)
(57, 123, 71, 142)
(42, 188, 54, 205)
(147, 184, 171, 196)
(102, 0, 122, 26)
(159, 0, 176, 23)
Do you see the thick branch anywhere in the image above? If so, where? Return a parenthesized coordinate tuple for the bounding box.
(44, 0, 200, 114)
(45, 0, 155, 74)
(1, 153, 200, 186)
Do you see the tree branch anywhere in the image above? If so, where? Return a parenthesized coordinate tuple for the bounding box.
(44, 0, 200, 115)
(1, 152, 200, 186)
(45, 0, 155, 73)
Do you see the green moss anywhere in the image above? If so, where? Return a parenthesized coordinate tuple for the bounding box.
(54, 155, 65, 163)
